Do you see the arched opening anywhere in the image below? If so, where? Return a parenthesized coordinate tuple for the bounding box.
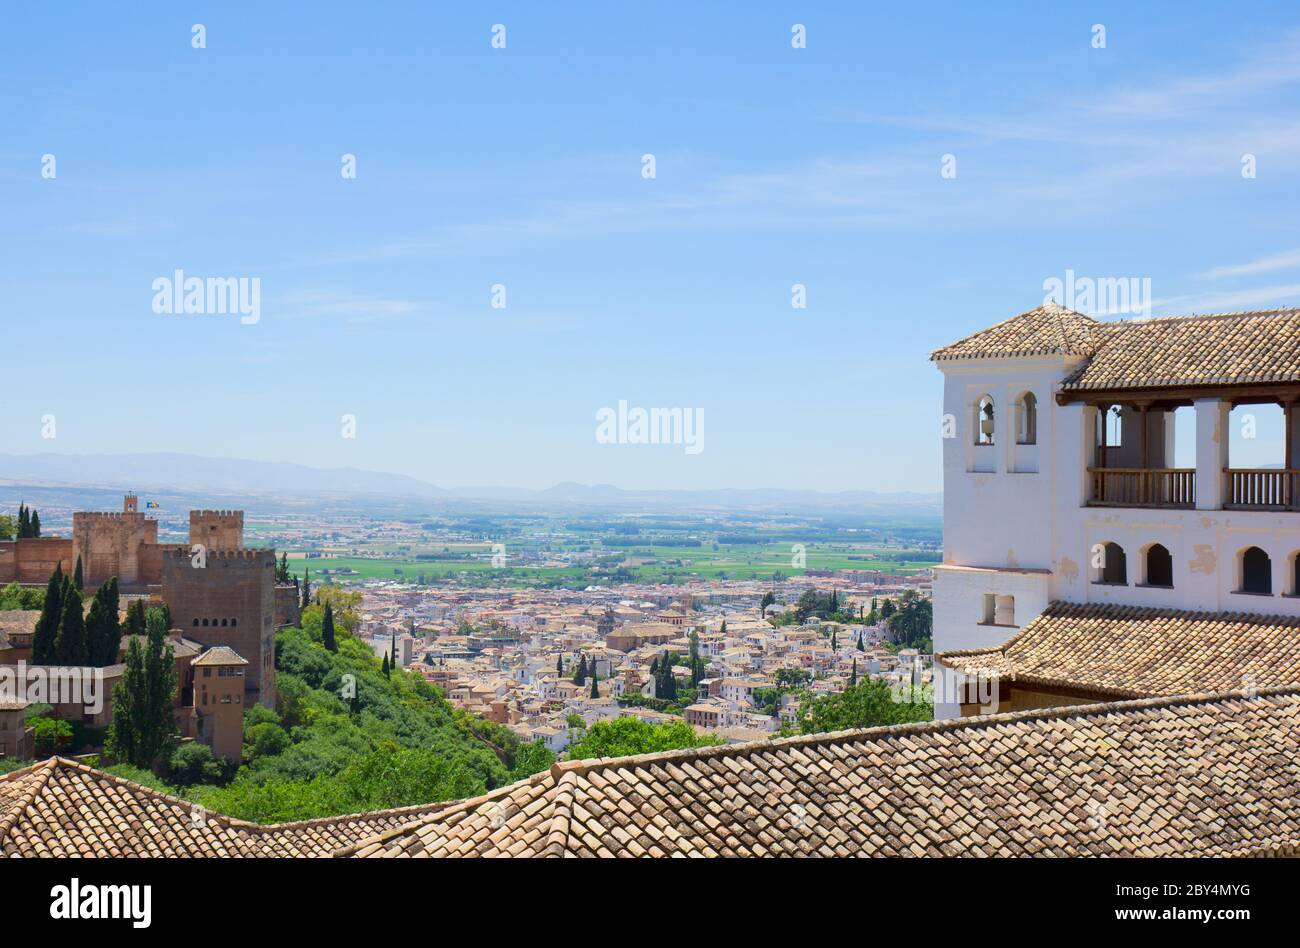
(1015, 392, 1037, 445)
(1098, 542, 1127, 584)
(1145, 544, 1173, 587)
(1240, 546, 1272, 595)
(1291, 552, 1300, 596)
(975, 395, 995, 446)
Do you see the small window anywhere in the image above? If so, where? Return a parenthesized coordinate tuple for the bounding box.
(193, 618, 199, 626)
(1145, 544, 1173, 588)
(975, 395, 995, 446)
(1098, 542, 1127, 584)
(1241, 547, 1272, 595)
(1016, 392, 1038, 445)
(202, 618, 209, 627)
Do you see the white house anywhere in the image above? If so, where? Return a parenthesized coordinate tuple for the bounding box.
(932, 303, 1300, 717)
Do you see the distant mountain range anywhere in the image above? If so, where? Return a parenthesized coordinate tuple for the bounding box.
(0, 452, 940, 514)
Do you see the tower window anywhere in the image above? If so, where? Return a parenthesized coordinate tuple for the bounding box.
(975, 395, 995, 446)
(1016, 392, 1037, 445)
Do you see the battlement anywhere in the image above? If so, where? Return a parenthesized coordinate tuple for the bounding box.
(190, 510, 244, 520)
(168, 547, 272, 562)
(73, 511, 145, 523)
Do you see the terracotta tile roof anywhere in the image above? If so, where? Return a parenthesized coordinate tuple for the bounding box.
(930, 303, 1102, 361)
(935, 601, 1300, 699)
(339, 687, 1300, 858)
(934, 304, 1300, 390)
(0, 757, 455, 857)
(1060, 308, 1300, 391)
(192, 646, 247, 666)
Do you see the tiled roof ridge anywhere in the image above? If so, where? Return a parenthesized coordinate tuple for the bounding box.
(545, 684, 1300, 779)
(1111, 306, 1300, 325)
(0, 758, 57, 844)
(936, 600, 1300, 668)
(330, 769, 559, 858)
(930, 303, 1096, 361)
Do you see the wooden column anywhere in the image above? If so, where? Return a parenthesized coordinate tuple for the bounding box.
(1286, 399, 1295, 508)
(1139, 405, 1149, 504)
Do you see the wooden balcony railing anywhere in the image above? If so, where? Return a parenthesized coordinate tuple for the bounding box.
(1088, 468, 1196, 508)
(1225, 469, 1300, 510)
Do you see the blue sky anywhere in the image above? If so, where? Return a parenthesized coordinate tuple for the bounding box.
(3, 2, 1300, 492)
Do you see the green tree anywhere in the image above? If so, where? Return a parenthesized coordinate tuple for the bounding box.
(124, 598, 147, 637)
(52, 580, 88, 665)
(566, 717, 722, 760)
(29, 510, 40, 538)
(32, 564, 64, 664)
(381, 652, 390, 677)
(850, 658, 858, 686)
(106, 610, 177, 767)
(73, 556, 84, 591)
(321, 602, 338, 652)
(300, 569, 311, 609)
(0, 513, 14, 541)
(32, 716, 74, 756)
(759, 591, 775, 615)
(17, 504, 29, 539)
(86, 578, 122, 667)
(884, 589, 933, 650)
(573, 654, 588, 685)
(275, 551, 290, 583)
(556, 654, 563, 676)
(589, 668, 599, 699)
(795, 678, 931, 735)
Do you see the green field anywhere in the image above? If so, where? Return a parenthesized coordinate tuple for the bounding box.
(286, 538, 936, 586)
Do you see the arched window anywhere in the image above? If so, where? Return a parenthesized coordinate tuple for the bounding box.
(1241, 547, 1272, 595)
(220, 618, 228, 626)
(1145, 544, 1173, 587)
(193, 618, 199, 626)
(975, 395, 995, 446)
(201, 618, 209, 627)
(1016, 392, 1038, 445)
(1099, 542, 1127, 584)
(1293, 553, 1300, 597)
(231, 618, 237, 627)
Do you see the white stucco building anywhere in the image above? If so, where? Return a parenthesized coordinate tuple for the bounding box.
(931, 303, 1300, 716)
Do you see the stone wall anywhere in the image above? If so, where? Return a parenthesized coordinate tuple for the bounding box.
(0, 538, 74, 585)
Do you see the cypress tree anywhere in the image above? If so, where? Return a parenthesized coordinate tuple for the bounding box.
(301, 570, 312, 609)
(30, 510, 40, 537)
(574, 654, 587, 685)
(381, 652, 390, 677)
(73, 556, 84, 591)
(108, 610, 177, 768)
(850, 658, 858, 686)
(321, 602, 337, 652)
(590, 668, 599, 699)
(124, 598, 147, 637)
(390, 633, 397, 669)
(53, 580, 88, 665)
(556, 655, 563, 676)
(32, 564, 64, 664)
(17, 504, 28, 539)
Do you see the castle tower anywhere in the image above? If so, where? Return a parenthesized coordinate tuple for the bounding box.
(72, 494, 158, 589)
(189, 510, 245, 551)
(191, 647, 248, 763)
(123, 493, 138, 514)
(162, 548, 276, 708)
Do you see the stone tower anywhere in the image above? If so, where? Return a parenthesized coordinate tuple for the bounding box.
(189, 510, 244, 551)
(191, 646, 248, 763)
